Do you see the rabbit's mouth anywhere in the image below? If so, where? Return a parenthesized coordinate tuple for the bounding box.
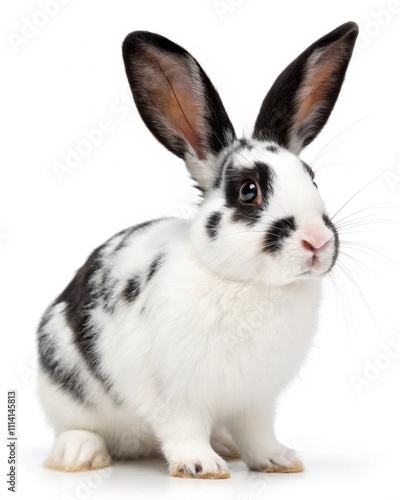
(299, 253, 336, 277)
(293, 243, 338, 278)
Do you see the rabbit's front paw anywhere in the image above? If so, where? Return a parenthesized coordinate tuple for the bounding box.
(169, 451, 230, 479)
(44, 430, 111, 472)
(250, 447, 304, 473)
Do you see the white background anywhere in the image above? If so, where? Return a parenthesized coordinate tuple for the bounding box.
(2, 0, 400, 498)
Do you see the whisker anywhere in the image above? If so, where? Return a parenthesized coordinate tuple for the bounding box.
(335, 208, 400, 223)
(311, 140, 347, 167)
(331, 171, 388, 221)
(340, 241, 400, 272)
(310, 115, 369, 169)
(336, 219, 400, 230)
(333, 202, 400, 225)
(314, 161, 353, 173)
(336, 257, 382, 334)
(328, 264, 354, 347)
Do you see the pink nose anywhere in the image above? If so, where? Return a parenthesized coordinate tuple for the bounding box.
(301, 234, 332, 253)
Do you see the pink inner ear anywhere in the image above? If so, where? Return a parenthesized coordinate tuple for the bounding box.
(293, 45, 344, 132)
(145, 50, 207, 160)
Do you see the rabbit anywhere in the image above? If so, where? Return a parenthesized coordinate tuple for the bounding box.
(37, 22, 358, 479)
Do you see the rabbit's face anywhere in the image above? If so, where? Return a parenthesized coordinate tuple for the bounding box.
(191, 140, 338, 285)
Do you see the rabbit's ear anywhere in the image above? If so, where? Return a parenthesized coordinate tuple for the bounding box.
(123, 31, 235, 188)
(253, 22, 358, 154)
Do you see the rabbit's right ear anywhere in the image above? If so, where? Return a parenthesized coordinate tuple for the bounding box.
(122, 31, 236, 190)
(253, 22, 358, 154)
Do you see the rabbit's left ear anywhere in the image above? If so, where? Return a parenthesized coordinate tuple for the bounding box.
(253, 22, 358, 154)
(122, 31, 236, 189)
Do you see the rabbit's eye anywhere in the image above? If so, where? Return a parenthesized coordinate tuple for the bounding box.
(239, 180, 260, 205)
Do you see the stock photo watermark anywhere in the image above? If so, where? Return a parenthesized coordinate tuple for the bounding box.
(212, 0, 247, 20)
(7, 0, 72, 54)
(18, 354, 38, 390)
(355, 0, 400, 52)
(122, 398, 175, 455)
(51, 92, 136, 182)
(350, 332, 400, 394)
(6, 391, 17, 493)
(61, 467, 112, 500)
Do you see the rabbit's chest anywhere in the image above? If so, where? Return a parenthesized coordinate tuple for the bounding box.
(196, 280, 321, 408)
(142, 269, 321, 410)
(155, 280, 318, 413)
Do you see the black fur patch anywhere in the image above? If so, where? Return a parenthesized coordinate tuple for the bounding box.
(214, 140, 257, 190)
(214, 155, 232, 189)
(206, 212, 222, 239)
(193, 183, 205, 195)
(237, 138, 254, 150)
(266, 144, 280, 154)
(264, 217, 297, 253)
(100, 269, 118, 313)
(322, 214, 339, 271)
(225, 161, 274, 225)
(37, 328, 88, 405)
(123, 275, 141, 302)
(54, 248, 117, 396)
(301, 160, 314, 180)
(147, 253, 165, 282)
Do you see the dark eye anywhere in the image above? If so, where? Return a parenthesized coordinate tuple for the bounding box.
(239, 180, 260, 204)
(313, 181, 318, 189)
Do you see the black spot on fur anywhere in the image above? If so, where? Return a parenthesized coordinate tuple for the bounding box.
(100, 269, 118, 313)
(123, 275, 141, 302)
(54, 247, 122, 403)
(322, 214, 339, 271)
(237, 138, 254, 150)
(301, 160, 315, 181)
(264, 217, 297, 253)
(193, 183, 205, 195)
(37, 327, 88, 405)
(266, 144, 280, 153)
(147, 253, 165, 282)
(38, 307, 52, 332)
(225, 161, 274, 225)
(214, 140, 256, 189)
(214, 153, 233, 189)
(206, 212, 222, 239)
(56, 248, 101, 334)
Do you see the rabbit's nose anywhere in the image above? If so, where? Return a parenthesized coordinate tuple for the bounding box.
(301, 232, 333, 253)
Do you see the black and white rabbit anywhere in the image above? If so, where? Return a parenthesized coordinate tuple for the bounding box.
(37, 22, 358, 478)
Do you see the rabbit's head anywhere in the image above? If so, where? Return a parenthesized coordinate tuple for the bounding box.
(123, 23, 358, 285)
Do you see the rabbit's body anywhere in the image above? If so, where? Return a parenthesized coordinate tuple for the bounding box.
(38, 216, 320, 459)
(38, 23, 358, 478)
